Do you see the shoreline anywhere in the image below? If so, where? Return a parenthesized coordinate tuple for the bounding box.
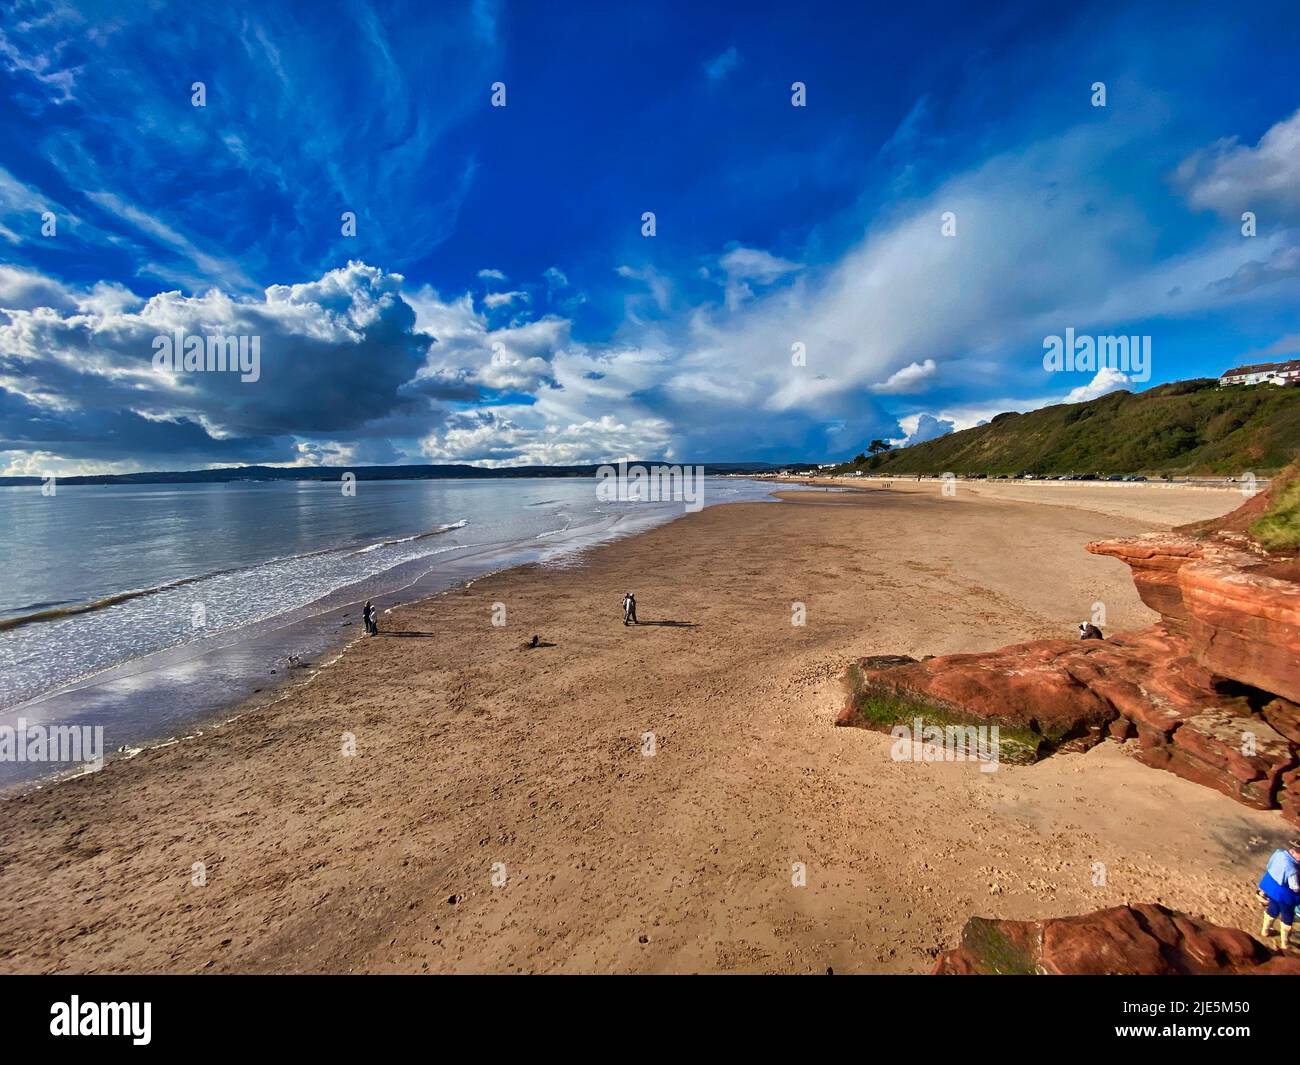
(1, 481, 1284, 974)
(9, 545, 640, 799)
(2, 481, 790, 795)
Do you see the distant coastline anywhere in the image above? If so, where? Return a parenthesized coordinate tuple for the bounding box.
(0, 460, 821, 488)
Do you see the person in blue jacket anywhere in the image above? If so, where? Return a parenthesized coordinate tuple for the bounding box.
(1258, 840, 1300, 950)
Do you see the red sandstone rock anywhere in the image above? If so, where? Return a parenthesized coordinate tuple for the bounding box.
(1057, 626, 1217, 746)
(1076, 498, 1300, 807)
(842, 478, 1300, 818)
(1278, 766, 1300, 828)
(933, 904, 1300, 975)
(1086, 534, 1209, 628)
(1181, 556, 1300, 704)
(1108, 716, 1134, 741)
(1143, 708, 1292, 809)
(1261, 697, 1300, 746)
(848, 639, 1116, 746)
(1087, 531, 1299, 705)
(841, 622, 1296, 805)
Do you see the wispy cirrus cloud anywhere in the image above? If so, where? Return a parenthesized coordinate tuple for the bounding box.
(0, 1, 502, 294)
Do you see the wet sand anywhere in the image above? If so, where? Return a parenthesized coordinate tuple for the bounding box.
(0, 481, 1284, 974)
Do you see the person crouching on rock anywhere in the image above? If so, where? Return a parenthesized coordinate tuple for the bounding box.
(1258, 840, 1300, 950)
(1078, 621, 1104, 640)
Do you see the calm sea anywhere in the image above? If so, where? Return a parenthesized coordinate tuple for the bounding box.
(0, 476, 781, 789)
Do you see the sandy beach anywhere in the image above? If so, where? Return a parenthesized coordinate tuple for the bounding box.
(0, 480, 1287, 975)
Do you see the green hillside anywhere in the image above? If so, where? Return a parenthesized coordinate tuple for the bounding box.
(847, 379, 1300, 477)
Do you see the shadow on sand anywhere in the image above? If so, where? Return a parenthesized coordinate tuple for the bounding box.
(636, 620, 698, 628)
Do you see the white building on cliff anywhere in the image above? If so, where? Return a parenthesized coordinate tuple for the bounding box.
(1218, 359, 1300, 387)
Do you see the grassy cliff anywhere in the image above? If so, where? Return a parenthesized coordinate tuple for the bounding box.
(852, 379, 1300, 477)
(1251, 473, 1300, 550)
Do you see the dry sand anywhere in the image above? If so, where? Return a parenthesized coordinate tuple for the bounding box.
(787, 474, 1255, 525)
(0, 480, 1287, 974)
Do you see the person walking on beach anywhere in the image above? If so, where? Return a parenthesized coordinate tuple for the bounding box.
(1258, 840, 1300, 950)
(363, 600, 378, 636)
(622, 592, 638, 626)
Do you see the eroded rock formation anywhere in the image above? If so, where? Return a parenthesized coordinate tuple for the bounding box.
(839, 466, 1300, 821)
(1088, 535, 1300, 703)
(933, 904, 1300, 975)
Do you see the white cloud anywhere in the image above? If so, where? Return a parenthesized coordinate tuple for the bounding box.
(1176, 107, 1300, 223)
(871, 358, 937, 395)
(718, 246, 802, 283)
(0, 265, 78, 311)
(482, 289, 530, 309)
(420, 408, 671, 467)
(890, 367, 1136, 454)
(0, 261, 429, 466)
(630, 113, 1300, 459)
(1063, 366, 1132, 403)
(407, 284, 570, 396)
(717, 246, 803, 310)
(616, 263, 672, 318)
(891, 412, 954, 447)
(13, 102, 1300, 473)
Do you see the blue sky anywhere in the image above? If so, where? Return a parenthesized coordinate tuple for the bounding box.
(2, 0, 1300, 473)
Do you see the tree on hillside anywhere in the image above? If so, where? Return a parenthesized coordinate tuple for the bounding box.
(867, 439, 891, 456)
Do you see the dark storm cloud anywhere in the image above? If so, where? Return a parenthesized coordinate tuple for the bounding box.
(0, 262, 436, 466)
